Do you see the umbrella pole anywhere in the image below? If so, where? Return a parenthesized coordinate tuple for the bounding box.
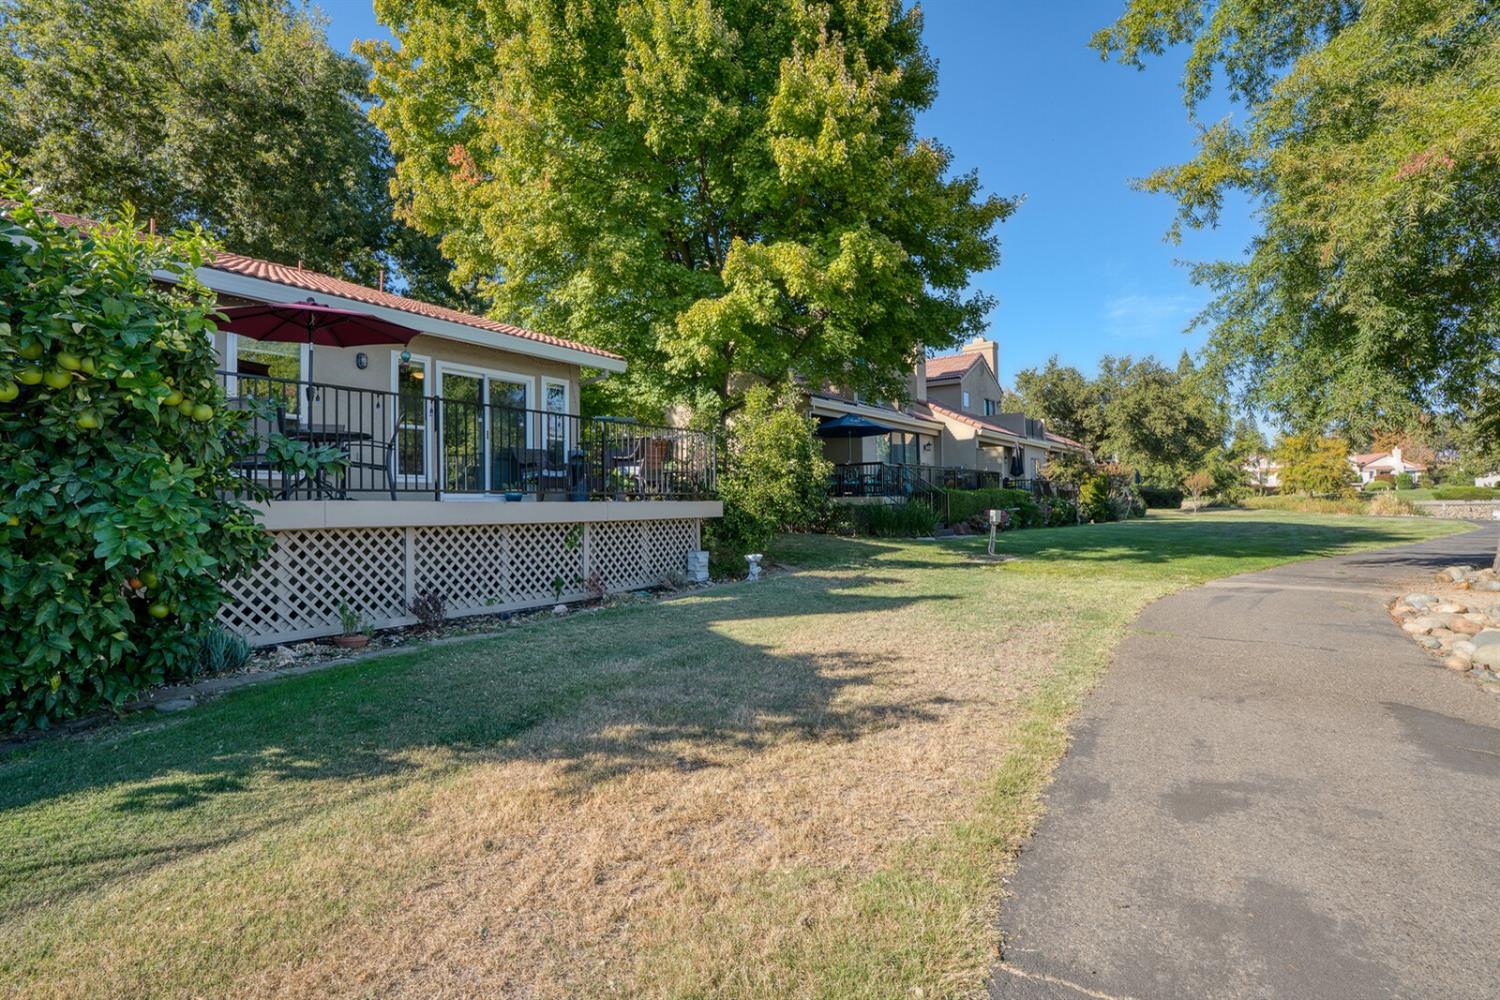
(305, 319, 316, 410)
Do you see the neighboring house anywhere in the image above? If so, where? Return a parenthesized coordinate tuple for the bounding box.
(152, 245, 721, 646)
(809, 337, 1085, 497)
(1349, 446, 1425, 484)
(1476, 473, 1500, 488)
(1243, 455, 1282, 491)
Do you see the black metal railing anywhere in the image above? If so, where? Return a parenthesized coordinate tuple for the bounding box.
(218, 371, 716, 502)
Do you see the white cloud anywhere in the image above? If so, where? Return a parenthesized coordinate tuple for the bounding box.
(1101, 292, 1201, 341)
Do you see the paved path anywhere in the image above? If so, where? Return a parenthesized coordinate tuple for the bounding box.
(990, 524, 1500, 1000)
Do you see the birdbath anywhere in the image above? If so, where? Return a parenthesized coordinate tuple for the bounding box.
(745, 553, 763, 581)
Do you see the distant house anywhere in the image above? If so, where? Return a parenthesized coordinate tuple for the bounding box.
(1349, 447, 1425, 484)
(1243, 454, 1282, 491)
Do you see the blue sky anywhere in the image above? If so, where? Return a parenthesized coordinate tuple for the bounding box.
(320, 1, 1254, 386)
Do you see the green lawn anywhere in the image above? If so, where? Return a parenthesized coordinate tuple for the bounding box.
(0, 511, 1468, 999)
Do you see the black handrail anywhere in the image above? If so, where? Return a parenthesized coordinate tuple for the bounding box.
(828, 461, 1063, 500)
(217, 370, 716, 502)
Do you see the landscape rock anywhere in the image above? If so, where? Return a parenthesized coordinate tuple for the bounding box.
(1476, 581, 1500, 592)
(1469, 645, 1500, 671)
(1452, 640, 1477, 657)
(1433, 601, 1467, 614)
(552, 604, 569, 616)
(1417, 636, 1443, 649)
(1470, 630, 1500, 649)
(1472, 669, 1500, 684)
(1449, 616, 1484, 636)
(1404, 593, 1437, 608)
(1444, 656, 1471, 671)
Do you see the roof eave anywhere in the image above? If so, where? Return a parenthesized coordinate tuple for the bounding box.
(167, 265, 629, 374)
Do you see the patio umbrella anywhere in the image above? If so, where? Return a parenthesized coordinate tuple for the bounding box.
(815, 413, 894, 463)
(217, 298, 422, 389)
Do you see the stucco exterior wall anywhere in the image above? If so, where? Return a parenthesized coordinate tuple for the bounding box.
(214, 330, 582, 412)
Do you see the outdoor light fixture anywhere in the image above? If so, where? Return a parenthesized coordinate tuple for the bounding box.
(355, 352, 369, 369)
(400, 350, 411, 363)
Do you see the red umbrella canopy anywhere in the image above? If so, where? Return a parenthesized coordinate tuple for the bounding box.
(217, 298, 422, 348)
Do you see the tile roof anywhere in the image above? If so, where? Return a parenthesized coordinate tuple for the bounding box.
(923, 353, 980, 381)
(32, 208, 622, 364)
(1351, 450, 1427, 471)
(808, 391, 942, 428)
(205, 253, 622, 363)
(911, 400, 1022, 438)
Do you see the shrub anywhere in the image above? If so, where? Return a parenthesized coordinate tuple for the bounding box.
(1045, 497, 1078, 526)
(0, 187, 270, 731)
(707, 384, 831, 570)
(849, 501, 939, 538)
(1394, 472, 1415, 490)
(409, 587, 446, 630)
(1242, 495, 1370, 515)
(1432, 486, 1500, 500)
(1139, 485, 1184, 509)
(1079, 473, 1113, 523)
(1367, 492, 1417, 517)
(1364, 479, 1393, 491)
(944, 487, 1039, 528)
(194, 625, 251, 677)
(1275, 432, 1357, 497)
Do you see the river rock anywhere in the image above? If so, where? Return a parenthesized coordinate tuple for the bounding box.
(1453, 640, 1477, 658)
(1449, 616, 1484, 636)
(1417, 636, 1443, 649)
(1444, 655, 1472, 671)
(1434, 601, 1468, 614)
(1469, 645, 1500, 671)
(1404, 593, 1437, 608)
(1470, 630, 1500, 649)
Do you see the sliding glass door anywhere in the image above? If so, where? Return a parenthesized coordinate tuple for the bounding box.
(436, 364, 533, 496)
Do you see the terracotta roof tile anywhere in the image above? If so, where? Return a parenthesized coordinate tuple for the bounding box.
(924, 353, 979, 381)
(30, 207, 622, 363)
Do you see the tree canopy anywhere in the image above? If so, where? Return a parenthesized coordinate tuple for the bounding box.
(1014, 353, 1227, 485)
(0, 0, 459, 299)
(1094, 0, 1500, 432)
(365, 0, 1011, 418)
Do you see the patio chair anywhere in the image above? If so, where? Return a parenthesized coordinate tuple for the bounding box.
(225, 395, 302, 499)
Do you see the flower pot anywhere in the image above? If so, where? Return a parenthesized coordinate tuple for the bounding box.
(332, 633, 370, 650)
(503, 491, 524, 502)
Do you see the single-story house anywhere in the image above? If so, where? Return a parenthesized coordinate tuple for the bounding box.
(136, 240, 721, 645)
(1349, 447, 1425, 485)
(810, 338, 1086, 498)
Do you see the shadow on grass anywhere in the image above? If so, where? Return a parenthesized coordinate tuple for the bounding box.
(0, 571, 960, 915)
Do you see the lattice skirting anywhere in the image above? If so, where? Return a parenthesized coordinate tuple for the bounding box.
(219, 518, 702, 646)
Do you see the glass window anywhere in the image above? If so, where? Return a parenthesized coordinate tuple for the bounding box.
(395, 357, 428, 479)
(962, 390, 971, 410)
(234, 336, 302, 415)
(984, 399, 997, 416)
(888, 431, 919, 465)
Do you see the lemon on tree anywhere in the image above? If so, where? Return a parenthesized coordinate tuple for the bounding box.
(43, 369, 73, 389)
(0, 382, 17, 403)
(16, 366, 43, 385)
(56, 352, 82, 371)
(17, 342, 43, 361)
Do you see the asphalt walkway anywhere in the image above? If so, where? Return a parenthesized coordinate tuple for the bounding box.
(989, 523, 1500, 999)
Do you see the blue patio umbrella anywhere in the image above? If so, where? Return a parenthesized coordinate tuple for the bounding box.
(816, 413, 894, 463)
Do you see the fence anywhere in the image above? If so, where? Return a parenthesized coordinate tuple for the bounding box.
(217, 371, 715, 502)
(218, 516, 705, 646)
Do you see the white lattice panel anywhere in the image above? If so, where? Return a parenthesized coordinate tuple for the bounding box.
(507, 522, 585, 604)
(221, 515, 705, 646)
(219, 527, 407, 643)
(647, 519, 699, 580)
(413, 524, 509, 615)
(588, 520, 650, 592)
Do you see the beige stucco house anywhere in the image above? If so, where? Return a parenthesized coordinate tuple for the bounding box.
(166, 249, 722, 645)
(809, 337, 1085, 497)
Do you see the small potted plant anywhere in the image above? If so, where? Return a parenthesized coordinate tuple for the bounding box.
(334, 603, 371, 649)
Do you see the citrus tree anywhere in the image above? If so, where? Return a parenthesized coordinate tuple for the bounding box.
(0, 184, 270, 730)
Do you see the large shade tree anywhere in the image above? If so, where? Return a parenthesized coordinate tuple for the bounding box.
(1093, 0, 1500, 434)
(365, 0, 1011, 419)
(0, 0, 461, 300)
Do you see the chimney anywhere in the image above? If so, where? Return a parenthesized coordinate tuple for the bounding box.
(378, 267, 386, 293)
(910, 353, 928, 403)
(1391, 445, 1402, 466)
(962, 337, 1000, 382)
